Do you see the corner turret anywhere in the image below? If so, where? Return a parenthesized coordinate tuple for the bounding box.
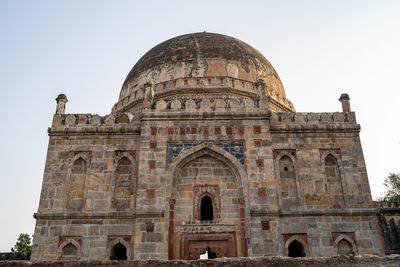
(55, 94, 68, 115)
(339, 93, 351, 112)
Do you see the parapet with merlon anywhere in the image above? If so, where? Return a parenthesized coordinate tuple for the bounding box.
(270, 112, 359, 132)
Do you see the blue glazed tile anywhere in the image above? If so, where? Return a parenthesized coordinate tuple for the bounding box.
(168, 142, 245, 168)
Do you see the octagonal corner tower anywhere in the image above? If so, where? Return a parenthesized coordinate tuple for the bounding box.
(113, 32, 294, 114)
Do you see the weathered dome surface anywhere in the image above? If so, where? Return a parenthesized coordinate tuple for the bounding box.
(119, 32, 287, 100)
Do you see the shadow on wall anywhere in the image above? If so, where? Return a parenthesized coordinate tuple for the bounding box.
(377, 201, 400, 254)
(0, 252, 30, 261)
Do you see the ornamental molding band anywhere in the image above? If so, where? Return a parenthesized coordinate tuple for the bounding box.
(167, 142, 245, 168)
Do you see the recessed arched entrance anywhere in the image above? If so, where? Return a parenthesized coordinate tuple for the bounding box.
(167, 144, 248, 260)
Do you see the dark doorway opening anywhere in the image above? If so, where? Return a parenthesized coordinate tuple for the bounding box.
(288, 240, 305, 257)
(206, 246, 216, 259)
(110, 242, 127, 260)
(200, 195, 213, 221)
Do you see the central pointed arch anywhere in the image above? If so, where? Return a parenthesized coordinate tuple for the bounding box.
(166, 143, 248, 199)
(166, 143, 249, 260)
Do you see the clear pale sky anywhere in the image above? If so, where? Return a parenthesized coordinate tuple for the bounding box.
(0, 0, 399, 252)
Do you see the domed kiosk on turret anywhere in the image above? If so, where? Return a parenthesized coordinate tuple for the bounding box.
(32, 32, 384, 262)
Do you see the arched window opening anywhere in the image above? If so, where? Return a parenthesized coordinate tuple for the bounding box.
(200, 195, 213, 221)
(337, 239, 354, 256)
(110, 242, 127, 260)
(68, 157, 87, 211)
(114, 157, 132, 211)
(61, 243, 77, 259)
(288, 240, 305, 257)
(325, 155, 338, 177)
(279, 155, 294, 179)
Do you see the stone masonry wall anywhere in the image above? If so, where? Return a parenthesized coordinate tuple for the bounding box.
(134, 104, 271, 259)
(32, 96, 383, 260)
(32, 114, 140, 261)
(270, 112, 373, 209)
(249, 110, 381, 256)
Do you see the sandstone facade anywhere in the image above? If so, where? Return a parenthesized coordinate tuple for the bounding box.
(31, 32, 386, 261)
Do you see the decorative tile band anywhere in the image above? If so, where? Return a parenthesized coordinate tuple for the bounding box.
(167, 142, 245, 168)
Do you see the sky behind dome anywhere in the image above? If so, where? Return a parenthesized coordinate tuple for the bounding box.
(0, 0, 399, 251)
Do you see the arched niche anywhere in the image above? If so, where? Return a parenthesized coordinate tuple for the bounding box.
(323, 153, 344, 207)
(288, 240, 305, 257)
(67, 156, 88, 211)
(108, 237, 131, 261)
(58, 239, 81, 260)
(274, 150, 302, 207)
(333, 235, 357, 256)
(62, 243, 77, 258)
(284, 235, 308, 257)
(278, 154, 298, 207)
(166, 143, 247, 200)
(337, 239, 353, 255)
(113, 156, 134, 211)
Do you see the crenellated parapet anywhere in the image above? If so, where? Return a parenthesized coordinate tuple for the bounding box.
(112, 76, 294, 114)
(49, 113, 139, 135)
(270, 112, 360, 132)
(376, 201, 400, 209)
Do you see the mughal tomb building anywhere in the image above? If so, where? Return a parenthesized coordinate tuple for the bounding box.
(32, 32, 391, 260)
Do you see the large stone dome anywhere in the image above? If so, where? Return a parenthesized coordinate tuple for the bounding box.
(115, 32, 294, 113)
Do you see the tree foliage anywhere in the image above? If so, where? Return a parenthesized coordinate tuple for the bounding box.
(381, 173, 400, 202)
(11, 233, 32, 253)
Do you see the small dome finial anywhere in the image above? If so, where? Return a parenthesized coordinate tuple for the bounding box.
(339, 93, 351, 112)
(55, 93, 68, 115)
